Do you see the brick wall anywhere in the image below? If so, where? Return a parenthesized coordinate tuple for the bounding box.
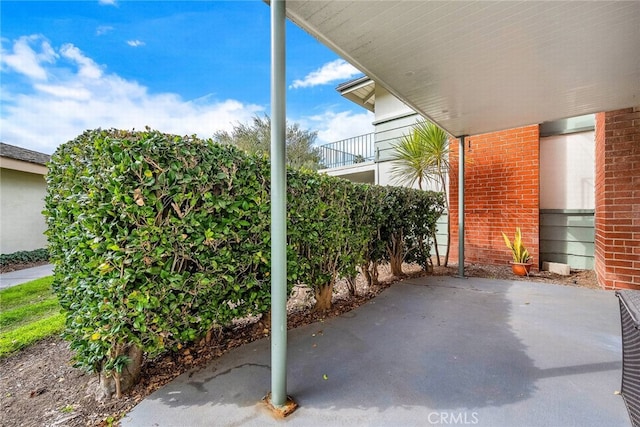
(594, 112, 607, 287)
(449, 125, 540, 268)
(594, 107, 640, 290)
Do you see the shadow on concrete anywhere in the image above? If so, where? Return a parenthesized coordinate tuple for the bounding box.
(288, 279, 536, 411)
(123, 276, 627, 426)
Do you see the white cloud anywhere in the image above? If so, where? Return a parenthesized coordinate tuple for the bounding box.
(60, 44, 103, 79)
(290, 59, 361, 89)
(0, 36, 264, 154)
(96, 25, 114, 36)
(98, 0, 117, 6)
(33, 84, 92, 100)
(126, 40, 145, 47)
(299, 110, 374, 146)
(0, 35, 57, 80)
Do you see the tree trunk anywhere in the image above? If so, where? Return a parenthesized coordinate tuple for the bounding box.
(389, 254, 404, 277)
(420, 236, 434, 273)
(314, 283, 333, 313)
(441, 174, 451, 267)
(361, 263, 372, 287)
(203, 325, 222, 345)
(98, 344, 143, 400)
(346, 275, 357, 297)
(361, 261, 379, 287)
(433, 230, 441, 266)
(388, 234, 404, 277)
(444, 212, 451, 267)
(369, 261, 379, 286)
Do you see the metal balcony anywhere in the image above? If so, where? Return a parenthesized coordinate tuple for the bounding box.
(318, 133, 375, 169)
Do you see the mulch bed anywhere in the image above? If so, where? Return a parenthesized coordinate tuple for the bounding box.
(0, 260, 50, 274)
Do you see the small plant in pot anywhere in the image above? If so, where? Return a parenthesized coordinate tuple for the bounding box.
(501, 227, 533, 276)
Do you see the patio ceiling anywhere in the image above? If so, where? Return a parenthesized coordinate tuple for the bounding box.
(286, 1, 640, 137)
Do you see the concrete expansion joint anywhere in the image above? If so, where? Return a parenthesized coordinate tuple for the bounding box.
(207, 363, 270, 381)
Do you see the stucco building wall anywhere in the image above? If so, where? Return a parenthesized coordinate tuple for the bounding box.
(0, 168, 48, 253)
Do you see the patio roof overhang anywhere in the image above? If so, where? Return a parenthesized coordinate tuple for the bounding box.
(268, 0, 640, 409)
(336, 76, 375, 112)
(286, 1, 640, 137)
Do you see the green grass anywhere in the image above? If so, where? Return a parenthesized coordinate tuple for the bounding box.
(0, 298, 61, 328)
(0, 276, 65, 357)
(1, 277, 56, 309)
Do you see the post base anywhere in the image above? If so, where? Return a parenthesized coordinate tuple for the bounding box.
(263, 393, 298, 418)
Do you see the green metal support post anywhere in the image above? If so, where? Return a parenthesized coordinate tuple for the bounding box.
(458, 135, 465, 278)
(270, 0, 287, 408)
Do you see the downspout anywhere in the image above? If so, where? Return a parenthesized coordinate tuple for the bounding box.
(270, 0, 287, 408)
(458, 135, 466, 278)
(375, 146, 380, 185)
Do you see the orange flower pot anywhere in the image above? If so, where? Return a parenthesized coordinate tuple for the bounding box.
(512, 262, 532, 276)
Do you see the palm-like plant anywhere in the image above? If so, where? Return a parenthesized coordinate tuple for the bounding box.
(390, 120, 451, 266)
(390, 130, 431, 191)
(501, 228, 531, 264)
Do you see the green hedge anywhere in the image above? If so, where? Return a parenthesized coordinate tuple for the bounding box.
(287, 171, 378, 310)
(0, 248, 49, 266)
(381, 186, 443, 275)
(45, 130, 275, 375)
(45, 129, 444, 388)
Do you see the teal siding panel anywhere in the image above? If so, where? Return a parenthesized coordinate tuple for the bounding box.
(543, 253, 594, 270)
(539, 213, 594, 227)
(540, 226, 594, 242)
(540, 211, 594, 270)
(542, 240, 594, 257)
(430, 213, 449, 259)
(375, 117, 417, 162)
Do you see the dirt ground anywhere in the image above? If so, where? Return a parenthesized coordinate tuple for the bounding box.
(0, 262, 599, 427)
(431, 262, 600, 289)
(0, 261, 50, 274)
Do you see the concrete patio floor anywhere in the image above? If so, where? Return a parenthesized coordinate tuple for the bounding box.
(122, 275, 629, 427)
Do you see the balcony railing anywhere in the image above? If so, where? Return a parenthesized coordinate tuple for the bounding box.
(318, 133, 375, 169)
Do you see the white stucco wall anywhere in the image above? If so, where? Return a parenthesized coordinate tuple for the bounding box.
(540, 131, 595, 210)
(321, 162, 375, 183)
(375, 86, 415, 122)
(0, 168, 48, 253)
(374, 88, 445, 192)
(377, 160, 424, 188)
(374, 87, 420, 162)
(376, 160, 445, 192)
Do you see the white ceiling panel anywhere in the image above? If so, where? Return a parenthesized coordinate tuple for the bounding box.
(287, 1, 640, 136)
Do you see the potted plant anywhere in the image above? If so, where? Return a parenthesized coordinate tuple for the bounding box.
(501, 227, 533, 276)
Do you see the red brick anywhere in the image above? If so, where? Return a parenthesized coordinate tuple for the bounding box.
(595, 106, 640, 290)
(450, 125, 539, 266)
(611, 282, 640, 291)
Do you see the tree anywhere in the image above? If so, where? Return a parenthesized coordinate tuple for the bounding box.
(213, 115, 323, 170)
(390, 120, 451, 266)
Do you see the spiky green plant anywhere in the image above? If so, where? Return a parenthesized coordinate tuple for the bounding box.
(501, 228, 531, 263)
(390, 120, 451, 266)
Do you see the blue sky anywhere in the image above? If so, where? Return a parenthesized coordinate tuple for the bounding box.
(0, 0, 374, 154)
